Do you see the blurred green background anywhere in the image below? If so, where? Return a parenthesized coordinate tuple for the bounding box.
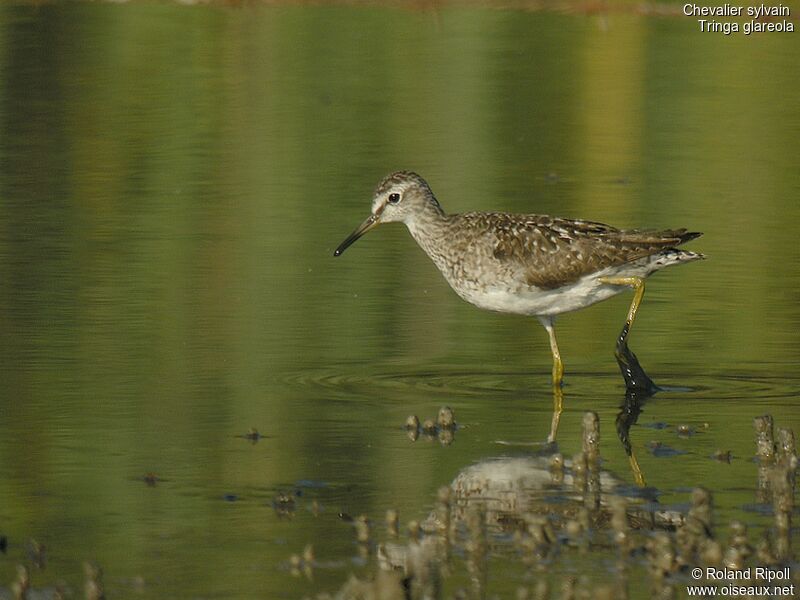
(0, 2, 798, 598)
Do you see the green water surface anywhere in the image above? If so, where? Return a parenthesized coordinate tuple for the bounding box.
(0, 2, 798, 598)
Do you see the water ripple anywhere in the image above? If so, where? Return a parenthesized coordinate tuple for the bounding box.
(283, 366, 800, 403)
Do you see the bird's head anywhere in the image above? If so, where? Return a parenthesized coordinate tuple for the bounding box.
(334, 171, 442, 256)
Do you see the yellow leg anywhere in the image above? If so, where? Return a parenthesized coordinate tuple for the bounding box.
(538, 316, 564, 389)
(598, 276, 646, 344)
(538, 316, 564, 444)
(548, 387, 563, 444)
(600, 277, 651, 485)
(628, 452, 646, 487)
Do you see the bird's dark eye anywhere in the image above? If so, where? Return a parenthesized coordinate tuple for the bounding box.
(388, 192, 401, 204)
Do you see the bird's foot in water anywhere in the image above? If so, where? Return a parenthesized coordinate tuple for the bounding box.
(615, 325, 659, 397)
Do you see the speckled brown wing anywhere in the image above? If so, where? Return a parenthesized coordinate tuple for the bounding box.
(478, 213, 700, 290)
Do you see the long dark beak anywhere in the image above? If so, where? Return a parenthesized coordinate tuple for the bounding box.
(334, 214, 379, 256)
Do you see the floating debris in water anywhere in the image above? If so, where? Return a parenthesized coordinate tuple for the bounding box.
(421, 419, 437, 435)
(17, 411, 794, 600)
(288, 553, 305, 579)
(83, 561, 104, 600)
(11, 564, 29, 600)
(354, 515, 371, 544)
(533, 579, 550, 600)
(771, 459, 794, 561)
(609, 495, 630, 554)
(407, 520, 421, 543)
(724, 520, 752, 569)
(581, 411, 600, 465)
(754, 415, 776, 462)
(26, 538, 46, 570)
(405, 414, 420, 430)
(776, 427, 797, 468)
(435, 486, 451, 539)
(290, 544, 315, 580)
(438, 428, 454, 446)
(306, 413, 798, 600)
(385, 509, 399, 538)
(712, 449, 732, 463)
(436, 406, 456, 430)
(53, 581, 67, 600)
(273, 492, 296, 519)
(323, 570, 405, 599)
(549, 452, 565, 485)
(465, 505, 488, 598)
(405, 409, 458, 445)
(676, 487, 714, 563)
(235, 427, 265, 444)
(647, 531, 677, 594)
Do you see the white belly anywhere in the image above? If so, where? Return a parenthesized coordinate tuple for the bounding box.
(461, 269, 626, 317)
(436, 249, 701, 318)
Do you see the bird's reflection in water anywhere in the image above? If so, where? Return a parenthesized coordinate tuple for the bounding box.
(437, 451, 682, 544)
(377, 431, 683, 600)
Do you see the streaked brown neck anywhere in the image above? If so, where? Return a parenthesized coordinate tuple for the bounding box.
(404, 202, 454, 273)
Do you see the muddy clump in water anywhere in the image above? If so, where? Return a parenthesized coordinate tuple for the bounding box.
(306, 412, 797, 600)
